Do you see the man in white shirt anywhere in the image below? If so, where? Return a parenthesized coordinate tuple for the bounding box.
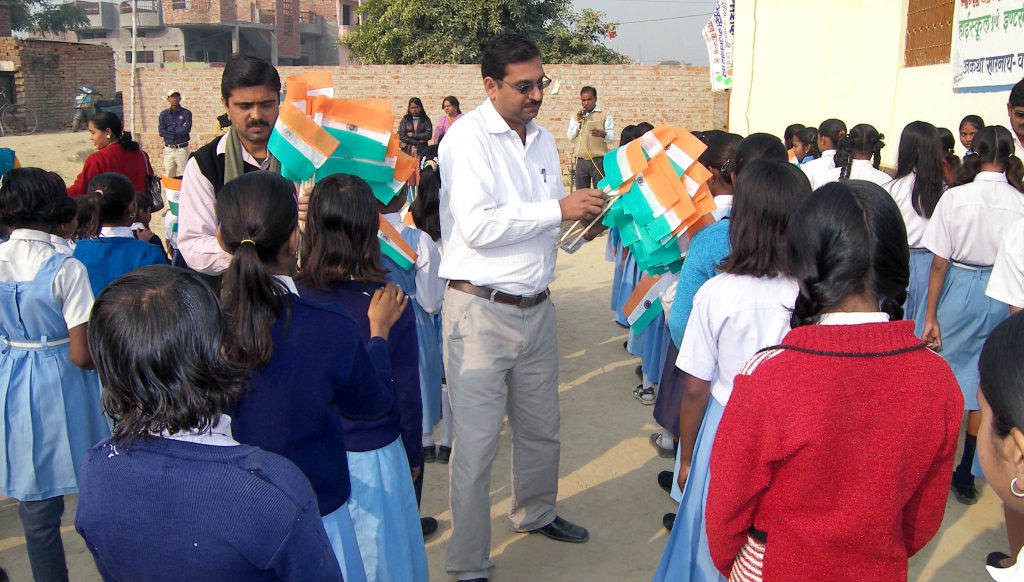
(438, 33, 605, 582)
(1009, 78, 1024, 152)
(566, 86, 614, 189)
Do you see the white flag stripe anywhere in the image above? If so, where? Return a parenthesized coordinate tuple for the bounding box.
(322, 119, 391, 146)
(637, 178, 668, 220)
(639, 131, 665, 158)
(274, 118, 330, 168)
(665, 144, 695, 173)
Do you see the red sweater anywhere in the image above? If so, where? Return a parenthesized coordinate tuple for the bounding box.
(706, 320, 962, 582)
(67, 143, 153, 197)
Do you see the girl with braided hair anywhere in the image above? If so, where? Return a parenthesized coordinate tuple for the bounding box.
(704, 180, 962, 581)
(826, 123, 891, 186)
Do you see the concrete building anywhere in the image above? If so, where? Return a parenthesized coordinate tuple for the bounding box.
(67, 0, 362, 68)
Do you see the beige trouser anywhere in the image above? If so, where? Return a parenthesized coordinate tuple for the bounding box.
(443, 287, 561, 580)
(163, 146, 189, 178)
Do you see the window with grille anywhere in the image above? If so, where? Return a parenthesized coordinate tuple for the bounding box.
(125, 51, 156, 63)
(905, 0, 954, 67)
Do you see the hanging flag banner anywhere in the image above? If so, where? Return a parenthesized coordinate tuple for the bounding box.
(952, 0, 1024, 93)
(703, 0, 734, 91)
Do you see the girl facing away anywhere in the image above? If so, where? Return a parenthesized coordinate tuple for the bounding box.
(705, 180, 962, 581)
(826, 123, 891, 186)
(75, 266, 343, 581)
(215, 171, 407, 582)
(0, 167, 111, 582)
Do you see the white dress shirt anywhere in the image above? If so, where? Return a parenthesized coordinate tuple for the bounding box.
(161, 414, 239, 447)
(438, 98, 564, 296)
(177, 137, 274, 275)
(676, 273, 797, 406)
(884, 172, 931, 249)
(987, 217, 1024, 309)
(49, 234, 74, 256)
(923, 172, 1024, 265)
(566, 105, 615, 147)
(0, 229, 95, 329)
(822, 159, 892, 187)
(99, 226, 136, 239)
(801, 150, 837, 190)
(383, 212, 444, 313)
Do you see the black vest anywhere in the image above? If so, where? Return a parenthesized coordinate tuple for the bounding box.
(191, 135, 263, 195)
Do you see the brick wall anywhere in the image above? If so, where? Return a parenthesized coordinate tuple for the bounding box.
(120, 64, 729, 175)
(0, 38, 115, 129)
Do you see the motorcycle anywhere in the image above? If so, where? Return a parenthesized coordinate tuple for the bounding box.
(72, 86, 124, 132)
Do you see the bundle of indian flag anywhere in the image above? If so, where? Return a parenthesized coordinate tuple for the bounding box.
(267, 72, 419, 269)
(602, 125, 717, 332)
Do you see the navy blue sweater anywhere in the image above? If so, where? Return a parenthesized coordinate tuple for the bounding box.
(298, 280, 423, 468)
(231, 295, 395, 515)
(75, 437, 342, 581)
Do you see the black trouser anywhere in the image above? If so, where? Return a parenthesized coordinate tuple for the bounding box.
(18, 497, 68, 582)
(575, 156, 604, 190)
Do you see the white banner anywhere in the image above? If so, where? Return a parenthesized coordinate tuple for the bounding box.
(952, 0, 1024, 93)
(703, 0, 734, 92)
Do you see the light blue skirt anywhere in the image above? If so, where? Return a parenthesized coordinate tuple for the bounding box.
(641, 315, 670, 385)
(936, 264, 1009, 411)
(655, 398, 726, 582)
(609, 229, 625, 316)
(347, 438, 428, 582)
(906, 249, 932, 336)
(322, 500, 368, 582)
(412, 303, 443, 433)
(616, 251, 642, 328)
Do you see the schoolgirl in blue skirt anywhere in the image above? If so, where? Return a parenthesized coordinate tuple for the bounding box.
(217, 172, 409, 582)
(0, 168, 111, 581)
(883, 121, 947, 334)
(922, 125, 1024, 505)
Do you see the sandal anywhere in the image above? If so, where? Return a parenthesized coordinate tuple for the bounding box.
(632, 384, 655, 405)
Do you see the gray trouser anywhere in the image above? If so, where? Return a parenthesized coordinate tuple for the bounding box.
(575, 156, 604, 190)
(18, 497, 68, 582)
(442, 288, 560, 580)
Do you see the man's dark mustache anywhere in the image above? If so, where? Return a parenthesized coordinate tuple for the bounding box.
(247, 120, 269, 128)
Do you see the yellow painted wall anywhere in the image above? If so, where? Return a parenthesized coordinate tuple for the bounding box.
(728, 0, 1016, 167)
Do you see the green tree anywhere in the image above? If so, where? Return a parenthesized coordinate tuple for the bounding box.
(9, 0, 88, 34)
(344, 0, 631, 65)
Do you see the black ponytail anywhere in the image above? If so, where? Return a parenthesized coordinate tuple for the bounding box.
(836, 124, 884, 180)
(85, 172, 135, 237)
(90, 112, 139, 152)
(216, 171, 298, 369)
(953, 125, 1024, 193)
(787, 180, 909, 327)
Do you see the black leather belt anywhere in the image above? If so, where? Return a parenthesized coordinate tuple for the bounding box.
(449, 280, 549, 308)
(165, 143, 189, 149)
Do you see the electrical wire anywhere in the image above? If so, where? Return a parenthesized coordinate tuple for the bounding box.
(615, 13, 713, 25)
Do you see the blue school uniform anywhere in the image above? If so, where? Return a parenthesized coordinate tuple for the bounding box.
(616, 247, 642, 329)
(73, 234, 167, 294)
(0, 254, 110, 500)
(608, 228, 627, 325)
(907, 249, 933, 335)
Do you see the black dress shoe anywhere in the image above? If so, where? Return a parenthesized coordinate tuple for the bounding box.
(531, 516, 589, 543)
(437, 445, 452, 464)
(663, 512, 675, 532)
(987, 551, 1013, 569)
(657, 470, 673, 493)
(422, 445, 437, 463)
(421, 516, 438, 539)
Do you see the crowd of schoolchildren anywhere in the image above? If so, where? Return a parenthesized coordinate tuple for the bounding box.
(2, 68, 1024, 581)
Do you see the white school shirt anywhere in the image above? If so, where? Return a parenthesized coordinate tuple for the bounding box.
(711, 194, 733, 220)
(822, 159, 892, 187)
(987, 217, 1024, 309)
(676, 273, 797, 406)
(383, 212, 444, 314)
(800, 150, 837, 190)
(99, 226, 135, 239)
(438, 98, 564, 296)
(884, 172, 932, 249)
(177, 137, 274, 276)
(49, 234, 74, 256)
(0, 229, 95, 329)
(922, 172, 1024, 266)
(161, 414, 239, 447)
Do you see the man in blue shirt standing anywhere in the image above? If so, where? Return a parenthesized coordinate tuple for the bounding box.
(158, 90, 192, 178)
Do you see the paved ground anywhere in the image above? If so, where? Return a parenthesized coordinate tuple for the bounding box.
(0, 131, 1008, 580)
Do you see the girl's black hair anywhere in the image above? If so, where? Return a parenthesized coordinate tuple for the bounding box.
(89, 265, 247, 445)
(937, 127, 957, 153)
(0, 167, 73, 228)
(84, 172, 135, 237)
(443, 95, 461, 114)
(787, 180, 909, 327)
(135, 189, 156, 214)
(411, 163, 442, 242)
(730, 132, 788, 177)
(960, 114, 985, 132)
(698, 130, 743, 185)
(979, 311, 1024, 438)
(722, 160, 811, 278)
(406, 97, 430, 121)
(795, 127, 821, 160)
(893, 121, 946, 218)
(835, 123, 885, 180)
(297, 173, 386, 292)
(784, 123, 805, 149)
(74, 195, 96, 241)
(216, 171, 298, 369)
(818, 118, 847, 150)
(619, 124, 638, 146)
(635, 122, 655, 136)
(953, 125, 1024, 193)
(91, 112, 139, 152)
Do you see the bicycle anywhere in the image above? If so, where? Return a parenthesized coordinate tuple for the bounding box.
(0, 89, 39, 136)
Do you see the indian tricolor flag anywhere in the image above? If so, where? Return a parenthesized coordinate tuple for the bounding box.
(162, 177, 182, 246)
(320, 99, 394, 162)
(269, 103, 340, 183)
(378, 215, 418, 270)
(600, 140, 648, 190)
(366, 148, 418, 204)
(285, 72, 334, 116)
(622, 156, 683, 224)
(623, 274, 665, 333)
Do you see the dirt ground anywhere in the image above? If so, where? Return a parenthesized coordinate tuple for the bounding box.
(0, 131, 1009, 580)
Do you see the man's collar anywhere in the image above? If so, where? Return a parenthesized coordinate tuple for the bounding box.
(479, 98, 539, 138)
(585, 105, 603, 113)
(216, 131, 268, 167)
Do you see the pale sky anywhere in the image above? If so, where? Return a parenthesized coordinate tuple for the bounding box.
(572, 0, 717, 65)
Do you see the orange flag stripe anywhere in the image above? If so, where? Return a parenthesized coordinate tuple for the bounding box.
(288, 71, 333, 93)
(622, 274, 663, 316)
(277, 103, 340, 158)
(671, 130, 708, 162)
(378, 215, 419, 262)
(322, 99, 394, 134)
(393, 151, 417, 183)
